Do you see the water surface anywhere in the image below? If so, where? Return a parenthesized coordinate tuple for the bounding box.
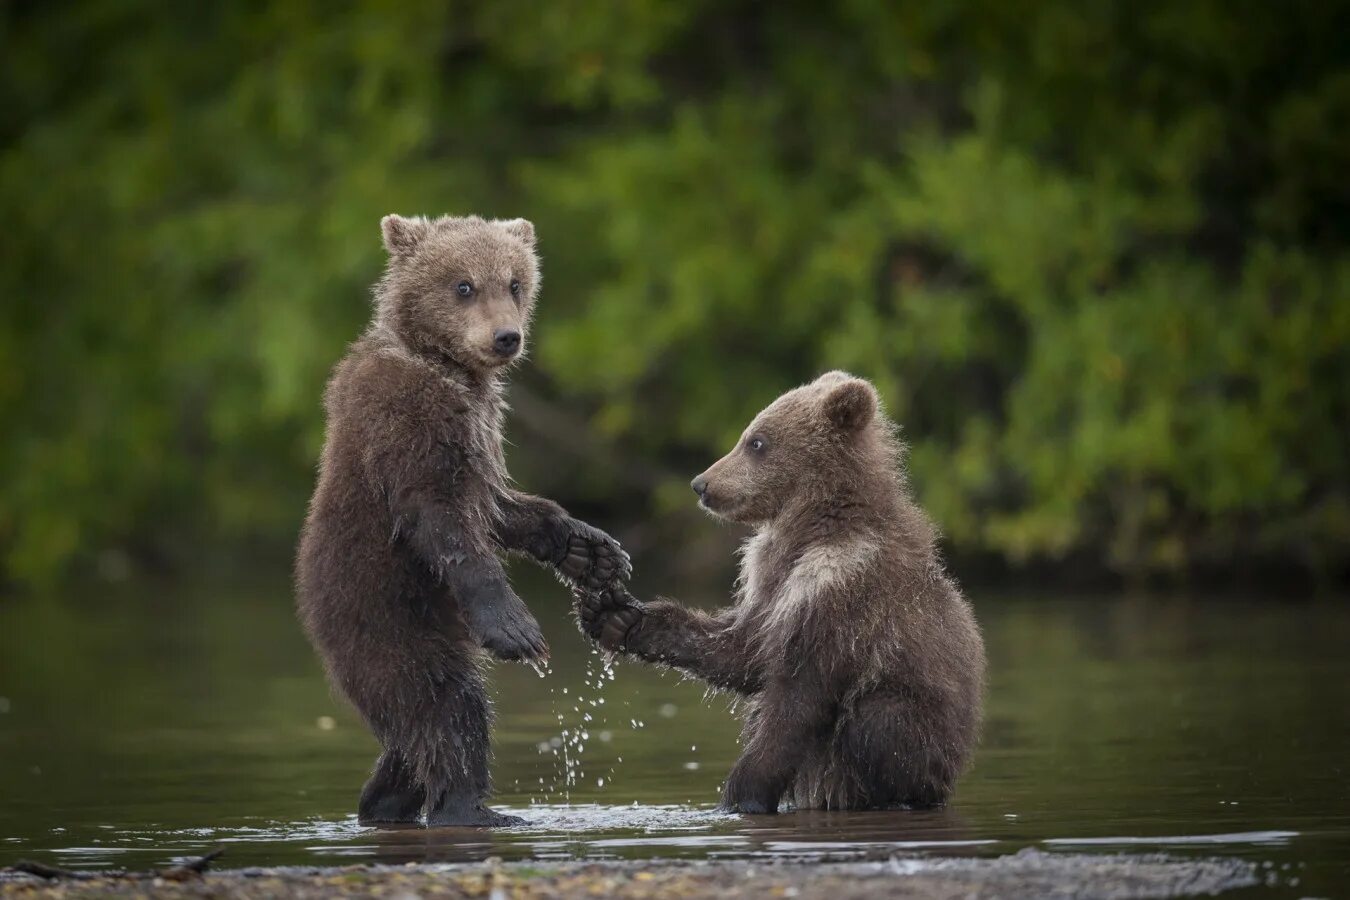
(1, 567, 1346, 896)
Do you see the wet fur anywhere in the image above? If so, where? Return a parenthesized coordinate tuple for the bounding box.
(296, 215, 627, 827)
(582, 373, 985, 812)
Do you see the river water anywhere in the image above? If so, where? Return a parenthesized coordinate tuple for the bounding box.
(0, 567, 1346, 896)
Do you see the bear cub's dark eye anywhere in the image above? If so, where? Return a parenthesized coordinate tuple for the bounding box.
(509, 279, 521, 297)
(456, 281, 474, 298)
(747, 436, 766, 454)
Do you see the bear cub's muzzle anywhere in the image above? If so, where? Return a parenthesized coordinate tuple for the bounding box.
(492, 328, 522, 358)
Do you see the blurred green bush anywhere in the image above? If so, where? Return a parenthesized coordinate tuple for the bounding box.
(2, 0, 1347, 587)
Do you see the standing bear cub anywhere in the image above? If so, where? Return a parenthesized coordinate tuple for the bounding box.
(297, 214, 628, 827)
(579, 372, 984, 813)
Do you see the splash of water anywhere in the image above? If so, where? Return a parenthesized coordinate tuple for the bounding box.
(531, 648, 623, 803)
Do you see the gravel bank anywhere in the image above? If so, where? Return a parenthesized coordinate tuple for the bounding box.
(0, 850, 1262, 899)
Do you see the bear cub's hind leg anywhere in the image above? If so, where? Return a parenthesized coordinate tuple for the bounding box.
(422, 667, 525, 828)
(358, 750, 426, 826)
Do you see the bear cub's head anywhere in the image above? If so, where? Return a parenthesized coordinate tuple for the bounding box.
(377, 214, 541, 372)
(690, 371, 883, 525)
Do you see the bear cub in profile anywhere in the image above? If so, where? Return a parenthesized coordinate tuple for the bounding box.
(297, 214, 628, 827)
(579, 372, 984, 813)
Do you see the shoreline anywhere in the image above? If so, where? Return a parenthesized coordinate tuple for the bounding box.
(1, 850, 1264, 898)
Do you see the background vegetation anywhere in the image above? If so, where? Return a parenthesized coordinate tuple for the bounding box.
(2, 0, 1348, 589)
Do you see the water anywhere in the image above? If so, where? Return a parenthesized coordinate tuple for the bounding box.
(1, 567, 1347, 896)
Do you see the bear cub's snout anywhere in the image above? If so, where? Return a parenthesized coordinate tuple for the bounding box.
(492, 328, 522, 357)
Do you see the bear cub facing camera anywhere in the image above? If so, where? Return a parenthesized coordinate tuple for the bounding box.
(297, 214, 628, 828)
(579, 372, 985, 813)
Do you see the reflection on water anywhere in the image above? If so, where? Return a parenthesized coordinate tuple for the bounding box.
(52, 805, 994, 867)
(1041, 831, 1299, 847)
(1, 565, 1347, 896)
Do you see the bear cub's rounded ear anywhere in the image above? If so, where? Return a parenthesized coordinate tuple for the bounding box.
(821, 375, 878, 433)
(381, 214, 429, 256)
(500, 218, 536, 247)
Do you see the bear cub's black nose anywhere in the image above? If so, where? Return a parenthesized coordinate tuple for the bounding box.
(690, 476, 709, 498)
(493, 329, 521, 356)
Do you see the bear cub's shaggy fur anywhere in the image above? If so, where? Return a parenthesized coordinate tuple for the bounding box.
(579, 372, 984, 813)
(297, 214, 628, 828)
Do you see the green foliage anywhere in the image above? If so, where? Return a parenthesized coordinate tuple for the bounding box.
(2, 0, 1347, 585)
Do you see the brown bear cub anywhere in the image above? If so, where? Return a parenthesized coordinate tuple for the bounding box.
(297, 214, 629, 828)
(578, 372, 984, 813)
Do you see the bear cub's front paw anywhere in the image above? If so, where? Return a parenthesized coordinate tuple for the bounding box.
(464, 594, 549, 663)
(555, 518, 632, 590)
(575, 584, 645, 652)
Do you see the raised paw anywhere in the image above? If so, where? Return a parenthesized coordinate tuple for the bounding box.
(596, 606, 643, 652)
(465, 598, 549, 663)
(556, 518, 632, 590)
(478, 619, 548, 662)
(576, 584, 645, 652)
